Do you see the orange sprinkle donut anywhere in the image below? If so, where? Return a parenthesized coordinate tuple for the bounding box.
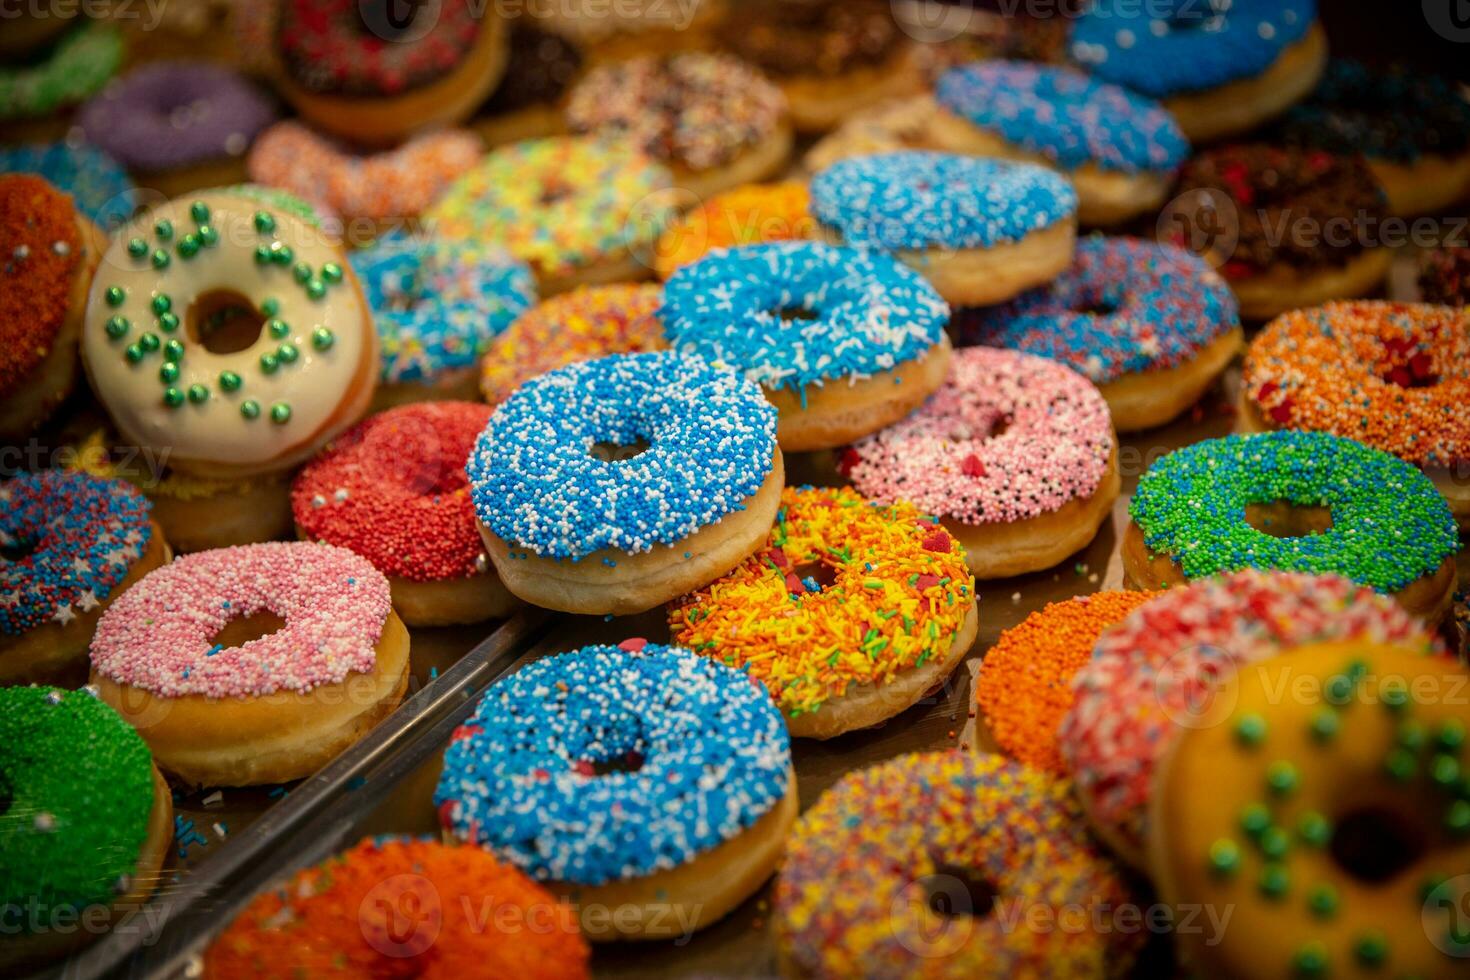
(205, 837, 590, 979)
(652, 181, 816, 279)
(479, 284, 665, 405)
(974, 590, 1153, 774)
(1242, 300, 1470, 524)
(246, 120, 483, 224)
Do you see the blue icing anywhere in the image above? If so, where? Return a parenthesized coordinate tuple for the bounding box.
(935, 61, 1189, 174)
(811, 152, 1075, 251)
(466, 350, 776, 559)
(1072, 0, 1317, 99)
(957, 236, 1237, 384)
(0, 471, 153, 635)
(350, 234, 536, 385)
(660, 241, 949, 393)
(0, 141, 135, 231)
(434, 643, 790, 886)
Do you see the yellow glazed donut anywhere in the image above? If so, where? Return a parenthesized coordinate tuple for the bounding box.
(81, 188, 377, 479)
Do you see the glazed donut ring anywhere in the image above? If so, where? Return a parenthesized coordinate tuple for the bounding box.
(82, 189, 377, 478)
(90, 541, 408, 787)
(1151, 642, 1470, 979)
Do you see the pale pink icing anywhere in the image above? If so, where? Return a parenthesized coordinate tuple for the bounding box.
(844, 346, 1114, 524)
(89, 541, 392, 698)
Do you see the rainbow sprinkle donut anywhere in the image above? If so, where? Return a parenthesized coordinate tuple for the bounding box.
(669, 485, 977, 739)
(1125, 431, 1460, 622)
(0, 142, 135, 230)
(652, 181, 814, 279)
(350, 234, 535, 403)
(426, 136, 675, 294)
(0, 22, 123, 120)
(479, 284, 665, 406)
(775, 751, 1144, 978)
(1241, 301, 1470, 525)
(842, 345, 1118, 580)
(435, 641, 794, 940)
(1060, 570, 1445, 869)
(958, 237, 1242, 431)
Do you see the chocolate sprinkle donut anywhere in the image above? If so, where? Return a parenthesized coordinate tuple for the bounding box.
(715, 0, 900, 80)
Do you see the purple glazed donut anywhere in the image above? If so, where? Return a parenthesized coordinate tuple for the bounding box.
(77, 62, 278, 173)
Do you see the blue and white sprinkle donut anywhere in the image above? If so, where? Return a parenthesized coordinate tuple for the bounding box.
(935, 61, 1189, 176)
(1071, 0, 1319, 101)
(0, 141, 135, 231)
(434, 640, 792, 934)
(468, 350, 777, 561)
(350, 235, 536, 397)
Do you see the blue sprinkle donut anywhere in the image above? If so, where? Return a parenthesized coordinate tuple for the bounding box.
(660, 241, 952, 450)
(0, 471, 163, 683)
(435, 640, 792, 938)
(955, 237, 1241, 430)
(0, 142, 135, 231)
(810, 152, 1077, 307)
(350, 234, 536, 397)
(1126, 431, 1459, 620)
(467, 350, 781, 615)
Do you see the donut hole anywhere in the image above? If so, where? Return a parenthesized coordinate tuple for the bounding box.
(589, 438, 651, 463)
(1330, 806, 1427, 884)
(187, 289, 267, 355)
(789, 561, 838, 595)
(575, 750, 646, 778)
(210, 610, 288, 650)
(771, 305, 820, 326)
(0, 535, 40, 564)
(921, 864, 999, 919)
(1244, 501, 1334, 539)
(946, 416, 1010, 442)
(0, 773, 10, 817)
(539, 181, 574, 207)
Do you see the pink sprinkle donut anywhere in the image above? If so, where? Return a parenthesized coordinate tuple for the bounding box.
(1058, 569, 1445, 868)
(90, 541, 392, 699)
(840, 346, 1118, 578)
(246, 121, 483, 224)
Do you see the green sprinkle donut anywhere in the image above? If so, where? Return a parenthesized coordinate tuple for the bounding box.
(0, 23, 124, 120)
(1129, 431, 1458, 594)
(0, 686, 158, 933)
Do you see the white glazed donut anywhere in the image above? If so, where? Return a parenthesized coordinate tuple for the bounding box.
(81, 189, 377, 478)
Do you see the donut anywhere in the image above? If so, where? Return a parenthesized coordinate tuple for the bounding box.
(466, 350, 783, 615)
(1270, 60, 1470, 216)
(349, 234, 535, 407)
(1150, 642, 1470, 979)
(1240, 301, 1470, 527)
(841, 346, 1120, 580)
(66, 427, 293, 553)
(668, 485, 978, 740)
(973, 591, 1153, 773)
(775, 751, 1144, 978)
(1, 470, 167, 686)
(89, 541, 409, 786)
(811, 151, 1078, 307)
(426, 136, 675, 295)
(1060, 570, 1446, 871)
(204, 837, 590, 978)
(0, 686, 172, 974)
(1, 173, 105, 443)
(246, 121, 483, 231)
(274, 0, 508, 145)
(956, 236, 1243, 432)
(930, 61, 1190, 227)
(435, 641, 796, 941)
(76, 62, 278, 198)
(479, 284, 665, 406)
(714, 0, 919, 133)
(0, 141, 136, 231)
(802, 95, 942, 174)
(1161, 144, 1392, 321)
(661, 241, 952, 451)
(472, 23, 582, 147)
(81, 188, 378, 478)
(292, 402, 518, 627)
(1070, 0, 1326, 142)
(0, 22, 123, 127)
(1420, 245, 1470, 307)
(532, 0, 724, 61)
(1123, 431, 1460, 624)
(566, 53, 790, 199)
(653, 181, 815, 279)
